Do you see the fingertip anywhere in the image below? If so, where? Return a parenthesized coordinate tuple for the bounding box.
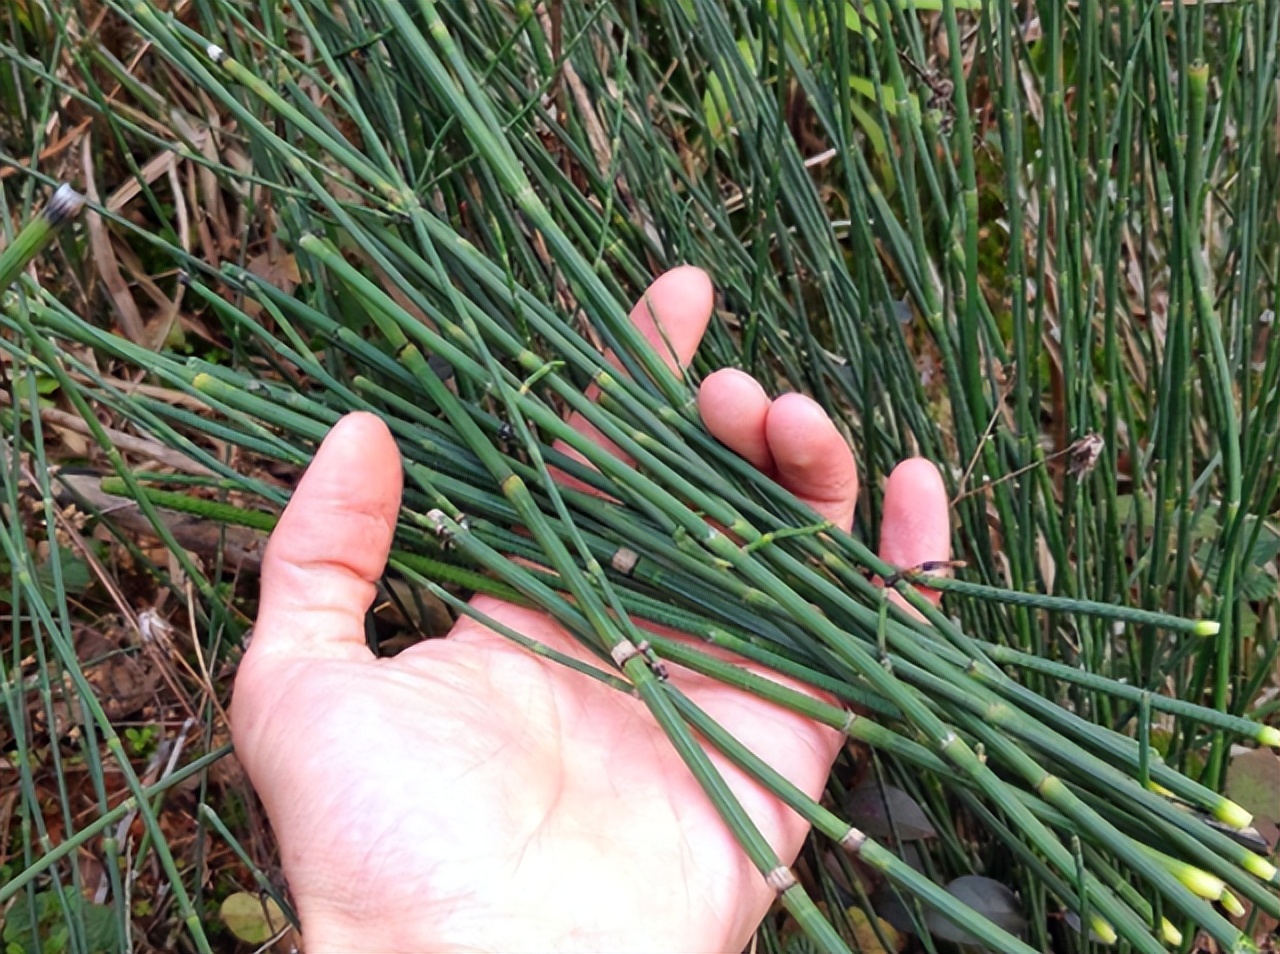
(630, 266, 715, 371)
(303, 412, 404, 525)
(648, 265, 714, 313)
(254, 412, 404, 658)
(887, 456, 945, 488)
(879, 458, 950, 606)
(764, 394, 858, 531)
(329, 411, 401, 469)
(698, 368, 774, 471)
(555, 267, 715, 493)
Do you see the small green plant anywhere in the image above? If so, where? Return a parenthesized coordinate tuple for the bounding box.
(123, 726, 159, 759)
(2, 891, 115, 954)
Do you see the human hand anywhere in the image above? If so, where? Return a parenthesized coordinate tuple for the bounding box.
(230, 267, 950, 953)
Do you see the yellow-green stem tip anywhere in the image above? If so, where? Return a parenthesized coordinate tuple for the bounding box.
(1179, 865, 1227, 900)
(1090, 918, 1118, 945)
(1215, 799, 1253, 830)
(1219, 889, 1246, 918)
(1243, 853, 1277, 882)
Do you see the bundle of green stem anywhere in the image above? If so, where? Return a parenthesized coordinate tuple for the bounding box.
(2, 0, 1278, 951)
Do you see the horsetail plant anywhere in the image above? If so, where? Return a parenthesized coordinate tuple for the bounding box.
(3, 0, 1279, 951)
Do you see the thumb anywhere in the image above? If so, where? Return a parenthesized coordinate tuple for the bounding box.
(252, 412, 403, 660)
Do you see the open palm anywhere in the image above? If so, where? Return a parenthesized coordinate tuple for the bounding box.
(230, 268, 950, 953)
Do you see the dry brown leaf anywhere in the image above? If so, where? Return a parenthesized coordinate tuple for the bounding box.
(0, 117, 91, 181)
(1036, 532, 1056, 591)
(246, 249, 301, 291)
(83, 135, 149, 346)
(846, 907, 903, 953)
(109, 230, 184, 348)
(23, 402, 213, 474)
(76, 626, 160, 722)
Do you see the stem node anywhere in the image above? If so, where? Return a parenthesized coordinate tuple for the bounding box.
(764, 866, 798, 895)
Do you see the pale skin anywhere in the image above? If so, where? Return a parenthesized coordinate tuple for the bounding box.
(230, 267, 950, 953)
